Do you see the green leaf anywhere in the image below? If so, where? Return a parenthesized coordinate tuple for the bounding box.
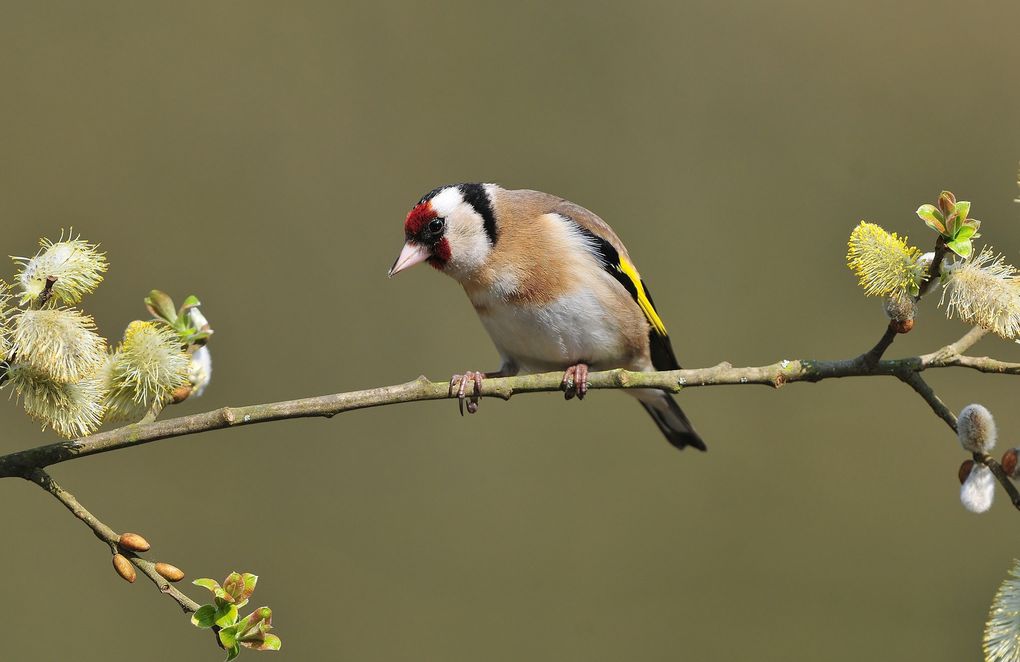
(955, 225, 978, 241)
(916, 205, 946, 234)
(239, 574, 258, 604)
(242, 633, 282, 651)
(214, 603, 239, 628)
(236, 607, 272, 640)
(219, 625, 239, 649)
(144, 290, 178, 323)
(954, 200, 971, 223)
(946, 238, 973, 258)
(179, 295, 201, 315)
(193, 578, 221, 594)
(183, 329, 213, 345)
(946, 212, 961, 237)
(224, 645, 240, 662)
(223, 571, 244, 599)
(191, 604, 217, 629)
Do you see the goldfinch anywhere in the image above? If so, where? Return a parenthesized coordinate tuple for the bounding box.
(389, 183, 706, 451)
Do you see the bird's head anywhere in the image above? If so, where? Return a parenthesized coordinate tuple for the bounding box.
(388, 183, 497, 281)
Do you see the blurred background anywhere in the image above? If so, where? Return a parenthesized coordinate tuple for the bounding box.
(2, 1, 1019, 660)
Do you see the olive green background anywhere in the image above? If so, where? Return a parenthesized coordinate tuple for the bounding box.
(2, 2, 1020, 660)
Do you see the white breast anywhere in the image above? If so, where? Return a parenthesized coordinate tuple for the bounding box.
(475, 286, 629, 373)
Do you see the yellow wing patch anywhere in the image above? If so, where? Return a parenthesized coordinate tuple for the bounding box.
(617, 257, 668, 336)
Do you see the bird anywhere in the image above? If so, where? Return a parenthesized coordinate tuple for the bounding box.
(388, 183, 706, 451)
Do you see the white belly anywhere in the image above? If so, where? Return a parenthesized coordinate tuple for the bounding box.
(476, 288, 628, 372)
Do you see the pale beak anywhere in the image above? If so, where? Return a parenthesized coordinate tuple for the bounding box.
(388, 241, 431, 277)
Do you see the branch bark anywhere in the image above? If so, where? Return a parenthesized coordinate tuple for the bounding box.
(22, 467, 201, 613)
(1, 328, 1017, 480)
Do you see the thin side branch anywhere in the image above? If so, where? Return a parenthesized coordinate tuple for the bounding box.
(977, 453, 1020, 510)
(861, 323, 899, 366)
(22, 467, 200, 613)
(900, 373, 959, 431)
(863, 235, 954, 365)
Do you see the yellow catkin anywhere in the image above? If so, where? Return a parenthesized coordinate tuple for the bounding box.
(102, 321, 189, 423)
(10, 308, 107, 383)
(13, 232, 108, 305)
(8, 364, 106, 438)
(846, 222, 924, 297)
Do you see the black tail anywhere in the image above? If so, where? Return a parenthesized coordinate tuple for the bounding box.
(636, 390, 707, 451)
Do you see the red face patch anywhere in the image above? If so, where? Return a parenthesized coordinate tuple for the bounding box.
(428, 238, 451, 269)
(404, 202, 437, 238)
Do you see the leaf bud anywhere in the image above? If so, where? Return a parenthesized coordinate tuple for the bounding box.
(1002, 449, 1020, 479)
(171, 384, 193, 404)
(113, 554, 136, 583)
(959, 459, 975, 484)
(155, 562, 185, 582)
(118, 532, 151, 552)
(938, 190, 957, 216)
(890, 318, 914, 334)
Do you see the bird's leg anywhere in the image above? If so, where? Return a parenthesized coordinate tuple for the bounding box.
(561, 363, 590, 401)
(448, 370, 494, 415)
(449, 361, 517, 416)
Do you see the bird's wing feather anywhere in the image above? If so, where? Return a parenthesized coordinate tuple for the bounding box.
(543, 198, 681, 371)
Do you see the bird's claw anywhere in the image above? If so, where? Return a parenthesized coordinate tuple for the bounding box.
(449, 371, 484, 415)
(561, 363, 589, 401)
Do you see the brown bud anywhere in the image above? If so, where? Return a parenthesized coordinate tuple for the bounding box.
(958, 459, 975, 484)
(118, 532, 151, 553)
(171, 384, 193, 404)
(154, 562, 185, 582)
(1002, 449, 1019, 478)
(890, 318, 914, 334)
(113, 554, 136, 583)
(938, 190, 957, 216)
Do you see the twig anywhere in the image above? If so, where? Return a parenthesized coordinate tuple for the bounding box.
(4, 321, 1019, 660)
(899, 373, 958, 431)
(861, 323, 898, 367)
(21, 467, 200, 613)
(0, 328, 1013, 479)
(864, 236, 955, 365)
(976, 453, 1020, 510)
(917, 236, 950, 298)
(36, 275, 58, 307)
(895, 347, 1020, 512)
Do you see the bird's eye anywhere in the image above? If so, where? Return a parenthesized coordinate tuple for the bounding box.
(428, 218, 446, 235)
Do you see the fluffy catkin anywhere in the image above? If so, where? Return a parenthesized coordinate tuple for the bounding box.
(10, 308, 107, 383)
(960, 463, 995, 513)
(958, 404, 997, 453)
(13, 233, 108, 305)
(942, 248, 1020, 339)
(102, 321, 189, 423)
(8, 364, 105, 438)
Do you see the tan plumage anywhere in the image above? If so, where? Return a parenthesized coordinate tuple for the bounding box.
(389, 183, 706, 451)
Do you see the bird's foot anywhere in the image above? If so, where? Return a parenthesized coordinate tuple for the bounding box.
(449, 371, 484, 415)
(561, 363, 590, 400)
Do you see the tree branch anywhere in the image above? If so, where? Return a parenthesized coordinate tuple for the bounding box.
(0, 328, 1013, 480)
(5, 321, 1020, 660)
(899, 373, 959, 430)
(22, 467, 200, 613)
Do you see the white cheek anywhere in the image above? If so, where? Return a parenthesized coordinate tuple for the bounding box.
(445, 226, 491, 277)
(430, 187, 463, 217)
